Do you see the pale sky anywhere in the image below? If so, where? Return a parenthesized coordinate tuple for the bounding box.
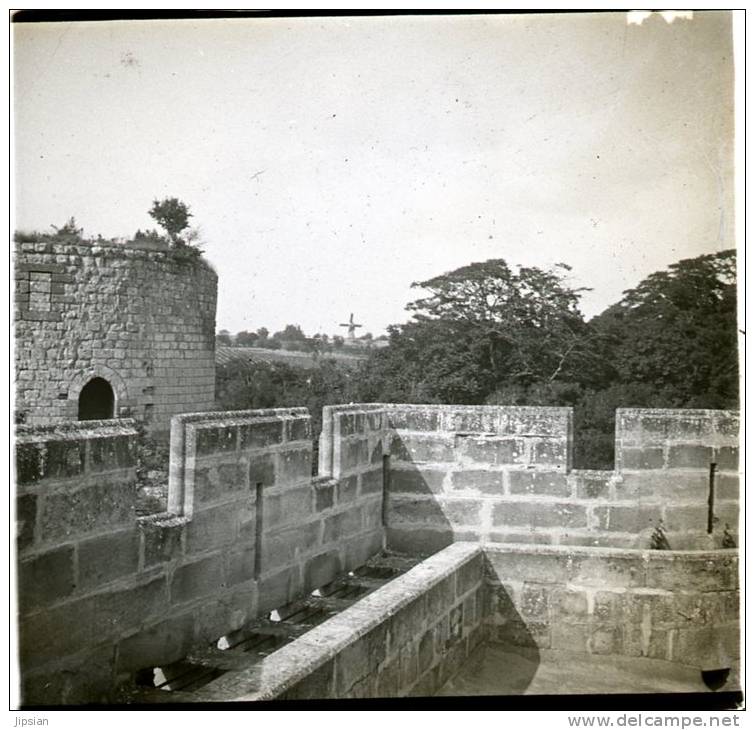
(13, 12, 735, 337)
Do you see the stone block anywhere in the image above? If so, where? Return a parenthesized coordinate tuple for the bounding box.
(20, 576, 168, 671)
(485, 550, 570, 585)
(264, 485, 314, 529)
(455, 554, 482, 597)
(323, 506, 362, 543)
(16, 450, 42, 489)
(390, 434, 454, 463)
(616, 472, 708, 501)
(509, 470, 569, 497)
(388, 467, 446, 495)
(287, 416, 312, 442)
(667, 445, 714, 470)
(277, 448, 313, 486)
(619, 447, 665, 470)
(89, 435, 135, 472)
(462, 437, 525, 465)
(261, 520, 320, 571)
(570, 553, 645, 588)
(714, 502, 739, 533)
(443, 408, 501, 434)
(40, 480, 135, 543)
(257, 564, 300, 614)
(593, 504, 662, 534)
(184, 503, 238, 554)
(78, 529, 140, 590)
(492, 501, 587, 529)
(283, 659, 335, 700)
(550, 588, 588, 622)
(451, 469, 504, 494)
(228, 547, 256, 586)
(336, 411, 365, 437)
(238, 420, 283, 450)
(47, 438, 89, 480)
(337, 475, 358, 504)
(360, 468, 383, 495)
(418, 629, 435, 674)
(248, 452, 275, 487)
(572, 472, 611, 499)
(388, 408, 440, 431)
(593, 591, 624, 624)
(303, 550, 342, 592)
(388, 495, 439, 526)
(16, 493, 37, 551)
(195, 462, 246, 504)
(520, 583, 550, 618)
(341, 528, 384, 572)
(713, 413, 739, 439)
(376, 658, 400, 698)
(716, 473, 739, 501)
(385, 526, 452, 556)
(314, 480, 335, 511)
(170, 554, 224, 604)
(715, 446, 739, 472)
(362, 498, 383, 531)
(531, 439, 568, 467)
(645, 554, 737, 592)
(140, 516, 185, 567)
(336, 438, 369, 474)
(195, 425, 237, 456)
(18, 545, 75, 613)
(589, 624, 622, 655)
(116, 613, 195, 674)
(334, 623, 388, 694)
(397, 642, 419, 689)
(426, 576, 455, 620)
(663, 504, 708, 533)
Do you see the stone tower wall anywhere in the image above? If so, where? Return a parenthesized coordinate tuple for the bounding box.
(14, 239, 217, 433)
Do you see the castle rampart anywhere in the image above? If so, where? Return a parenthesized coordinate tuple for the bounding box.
(14, 404, 739, 704)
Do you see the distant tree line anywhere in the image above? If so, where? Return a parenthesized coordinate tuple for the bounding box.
(216, 324, 385, 353)
(217, 250, 738, 469)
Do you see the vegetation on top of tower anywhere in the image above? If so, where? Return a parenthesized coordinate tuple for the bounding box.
(14, 197, 205, 262)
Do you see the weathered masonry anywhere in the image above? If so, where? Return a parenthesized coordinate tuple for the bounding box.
(15, 405, 739, 704)
(14, 238, 217, 433)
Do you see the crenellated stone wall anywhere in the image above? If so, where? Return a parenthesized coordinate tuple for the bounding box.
(14, 239, 217, 433)
(14, 403, 740, 705)
(377, 405, 739, 553)
(15, 409, 384, 705)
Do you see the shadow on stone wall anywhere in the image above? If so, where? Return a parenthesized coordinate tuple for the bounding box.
(383, 453, 542, 694)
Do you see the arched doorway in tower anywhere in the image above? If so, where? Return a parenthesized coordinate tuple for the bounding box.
(78, 377, 115, 420)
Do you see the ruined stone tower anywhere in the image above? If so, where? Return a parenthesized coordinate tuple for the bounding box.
(14, 237, 217, 433)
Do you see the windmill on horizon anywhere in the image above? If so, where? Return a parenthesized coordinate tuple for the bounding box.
(339, 313, 363, 341)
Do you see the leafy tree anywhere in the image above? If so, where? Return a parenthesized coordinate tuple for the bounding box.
(354, 259, 606, 405)
(235, 330, 258, 347)
(592, 249, 738, 408)
(216, 329, 233, 347)
(148, 197, 193, 245)
(273, 324, 307, 342)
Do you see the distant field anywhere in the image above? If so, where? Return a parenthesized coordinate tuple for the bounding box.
(215, 346, 367, 371)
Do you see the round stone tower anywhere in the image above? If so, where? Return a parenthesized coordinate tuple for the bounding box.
(14, 237, 217, 434)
